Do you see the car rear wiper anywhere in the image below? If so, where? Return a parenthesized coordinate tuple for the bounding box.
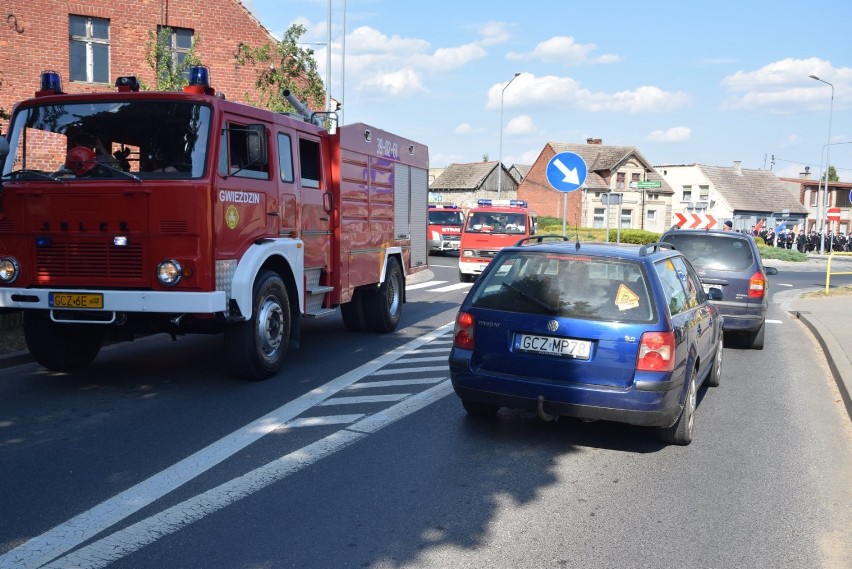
(1, 169, 63, 182)
(501, 282, 558, 314)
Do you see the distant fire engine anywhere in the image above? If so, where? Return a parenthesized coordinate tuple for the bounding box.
(0, 68, 428, 379)
(458, 199, 537, 282)
(427, 204, 464, 254)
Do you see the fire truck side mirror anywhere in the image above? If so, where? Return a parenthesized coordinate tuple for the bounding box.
(0, 137, 8, 173)
(246, 124, 268, 167)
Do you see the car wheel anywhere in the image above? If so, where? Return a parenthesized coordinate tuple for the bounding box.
(749, 321, 765, 350)
(462, 399, 499, 418)
(705, 335, 723, 387)
(225, 270, 290, 380)
(459, 270, 474, 283)
(24, 311, 105, 371)
(364, 257, 403, 333)
(657, 373, 696, 445)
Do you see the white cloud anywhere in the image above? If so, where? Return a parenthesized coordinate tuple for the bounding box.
(780, 134, 802, 148)
(487, 73, 691, 113)
(506, 36, 622, 65)
(647, 126, 692, 142)
(454, 123, 475, 134)
(505, 114, 538, 136)
(475, 21, 513, 46)
(358, 68, 426, 98)
(720, 57, 852, 111)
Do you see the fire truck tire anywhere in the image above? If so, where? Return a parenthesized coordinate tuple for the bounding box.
(364, 257, 403, 333)
(225, 270, 290, 380)
(340, 288, 368, 332)
(459, 270, 474, 283)
(23, 312, 105, 371)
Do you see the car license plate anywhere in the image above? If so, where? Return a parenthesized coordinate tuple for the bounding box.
(515, 333, 591, 360)
(49, 292, 104, 309)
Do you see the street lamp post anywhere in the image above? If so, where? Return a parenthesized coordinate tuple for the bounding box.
(809, 74, 834, 254)
(497, 72, 521, 198)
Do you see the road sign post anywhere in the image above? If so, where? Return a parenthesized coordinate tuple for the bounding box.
(636, 180, 661, 230)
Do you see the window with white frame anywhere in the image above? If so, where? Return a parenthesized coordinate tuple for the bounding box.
(593, 208, 605, 228)
(157, 26, 195, 81)
(647, 209, 657, 221)
(616, 172, 625, 189)
(620, 209, 633, 228)
(69, 15, 110, 83)
(699, 185, 709, 201)
(682, 185, 692, 202)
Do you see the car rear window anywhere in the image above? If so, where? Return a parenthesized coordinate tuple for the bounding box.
(663, 234, 756, 271)
(469, 252, 655, 322)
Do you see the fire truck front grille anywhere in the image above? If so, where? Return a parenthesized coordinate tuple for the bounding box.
(471, 249, 499, 258)
(36, 240, 145, 280)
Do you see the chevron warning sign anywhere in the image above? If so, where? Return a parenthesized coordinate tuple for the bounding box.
(673, 212, 718, 229)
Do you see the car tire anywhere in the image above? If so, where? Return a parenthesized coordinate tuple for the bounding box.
(657, 373, 696, 445)
(364, 257, 404, 333)
(462, 399, 499, 418)
(705, 335, 723, 387)
(225, 270, 290, 380)
(749, 321, 765, 350)
(24, 311, 105, 372)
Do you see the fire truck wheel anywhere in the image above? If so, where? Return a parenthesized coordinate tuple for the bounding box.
(340, 288, 368, 332)
(364, 257, 403, 333)
(459, 270, 475, 283)
(23, 312, 105, 371)
(225, 270, 291, 380)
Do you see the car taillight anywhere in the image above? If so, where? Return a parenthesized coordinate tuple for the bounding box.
(454, 311, 475, 350)
(748, 271, 767, 298)
(636, 331, 675, 372)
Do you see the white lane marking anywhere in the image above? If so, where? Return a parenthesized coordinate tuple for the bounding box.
(407, 280, 447, 290)
(287, 415, 364, 428)
(0, 323, 455, 569)
(414, 347, 453, 353)
(394, 355, 448, 363)
(777, 283, 793, 287)
(428, 283, 472, 292)
(766, 319, 783, 324)
(41, 382, 454, 569)
(346, 377, 447, 389)
(371, 365, 447, 375)
(320, 393, 409, 405)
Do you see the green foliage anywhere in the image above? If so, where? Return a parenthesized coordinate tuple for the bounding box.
(143, 27, 202, 91)
(234, 24, 325, 114)
(822, 165, 839, 183)
(753, 236, 766, 246)
(535, 218, 661, 245)
(758, 245, 809, 262)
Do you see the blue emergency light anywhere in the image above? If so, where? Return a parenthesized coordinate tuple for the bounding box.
(189, 66, 210, 87)
(37, 71, 64, 96)
(476, 199, 527, 208)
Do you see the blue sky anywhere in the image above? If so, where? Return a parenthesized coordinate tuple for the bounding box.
(243, 0, 850, 181)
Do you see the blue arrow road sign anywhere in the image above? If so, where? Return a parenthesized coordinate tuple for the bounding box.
(546, 151, 587, 192)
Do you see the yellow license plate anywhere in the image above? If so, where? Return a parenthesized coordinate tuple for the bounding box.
(49, 292, 104, 309)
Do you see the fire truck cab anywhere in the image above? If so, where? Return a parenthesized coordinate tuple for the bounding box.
(458, 199, 537, 282)
(427, 204, 464, 255)
(0, 69, 428, 379)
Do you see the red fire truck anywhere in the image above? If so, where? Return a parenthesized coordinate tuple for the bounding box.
(0, 69, 428, 379)
(458, 199, 537, 282)
(427, 204, 464, 255)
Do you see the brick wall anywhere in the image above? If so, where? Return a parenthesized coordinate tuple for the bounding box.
(1, 0, 299, 131)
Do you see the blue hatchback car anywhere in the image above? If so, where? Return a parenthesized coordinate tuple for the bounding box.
(448, 238, 724, 445)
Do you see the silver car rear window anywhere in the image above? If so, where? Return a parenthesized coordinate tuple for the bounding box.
(469, 252, 655, 323)
(664, 234, 755, 271)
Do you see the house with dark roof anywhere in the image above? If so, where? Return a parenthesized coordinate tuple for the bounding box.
(778, 167, 852, 234)
(517, 139, 673, 233)
(657, 162, 809, 232)
(509, 164, 532, 184)
(428, 161, 518, 207)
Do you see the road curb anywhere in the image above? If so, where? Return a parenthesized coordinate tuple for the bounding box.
(795, 310, 852, 421)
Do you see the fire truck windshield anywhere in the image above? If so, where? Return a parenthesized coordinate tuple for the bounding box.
(428, 210, 464, 226)
(2, 101, 211, 180)
(466, 212, 527, 234)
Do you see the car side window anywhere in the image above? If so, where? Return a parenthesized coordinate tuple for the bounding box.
(670, 256, 703, 309)
(654, 258, 689, 316)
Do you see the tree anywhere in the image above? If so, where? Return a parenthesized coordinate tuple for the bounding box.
(234, 24, 325, 115)
(143, 27, 202, 91)
(821, 165, 839, 183)
(0, 72, 9, 122)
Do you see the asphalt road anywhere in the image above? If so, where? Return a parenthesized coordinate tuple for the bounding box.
(0, 254, 849, 568)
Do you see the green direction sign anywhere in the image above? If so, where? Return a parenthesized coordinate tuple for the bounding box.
(637, 180, 662, 189)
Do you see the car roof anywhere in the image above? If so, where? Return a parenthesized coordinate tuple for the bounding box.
(663, 228, 751, 239)
(503, 239, 681, 263)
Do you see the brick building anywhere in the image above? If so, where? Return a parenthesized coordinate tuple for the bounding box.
(1, 0, 285, 131)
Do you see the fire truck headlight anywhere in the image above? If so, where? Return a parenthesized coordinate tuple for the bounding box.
(0, 258, 19, 283)
(157, 260, 183, 286)
(462, 250, 474, 258)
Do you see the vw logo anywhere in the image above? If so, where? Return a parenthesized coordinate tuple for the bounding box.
(547, 320, 559, 332)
